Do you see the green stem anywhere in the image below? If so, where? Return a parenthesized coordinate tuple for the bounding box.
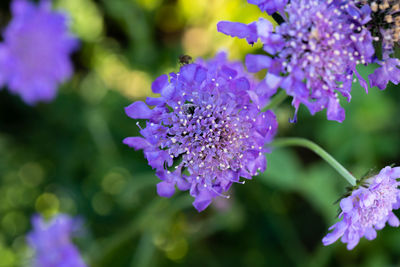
(271, 137, 357, 186)
(263, 89, 288, 112)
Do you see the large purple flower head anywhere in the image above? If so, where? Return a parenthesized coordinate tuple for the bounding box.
(352, 0, 400, 89)
(27, 214, 87, 267)
(0, 0, 78, 105)
(323, 166, 400, 250)
(218, 0, 375, 122)
(124, 52, 278, 212)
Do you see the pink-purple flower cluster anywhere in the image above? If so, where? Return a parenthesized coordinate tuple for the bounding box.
(323, 166, 400, 250)
(124, 52, 278, 212)
(0, 0, 78, 105)
(218, 0, 375, 122)
(27, 214, 87, 267)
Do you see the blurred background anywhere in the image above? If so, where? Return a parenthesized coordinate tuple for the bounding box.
(0, 0, 400, 266)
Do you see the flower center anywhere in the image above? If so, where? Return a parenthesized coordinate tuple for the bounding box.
(163, 97, 253, 176)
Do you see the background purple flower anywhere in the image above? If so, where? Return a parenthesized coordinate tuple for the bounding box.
(352, 0, 400, 89)
(0, 0, 78, 105)
(353, 0, 399, 56)
(124, 52, 278, 212)
(27, 214, 87, 267)
(323, 166, 400, 250)
(218, 0, 375, 122)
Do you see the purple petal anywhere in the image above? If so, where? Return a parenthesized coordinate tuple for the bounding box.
(245, 54, 272, 72)
(369, 67, 388, 90)
(346, 235, 360, 250)
(248, 0, 288, 15)
(322, 220, 347, 246)
(243, 150, 266, 174)
(157, 181, 176, 198)
(252, 80, 278, 108)
(233, 77, 250, 91)
(340, 197, 353, 212)
(388, 212, 400, 227)
(256, 110, 278, 141)
(364, 227, 377, 240)
(262, 33, 285, 54)
(265, 72, 282, 90)
(359, 5, 372, 24)
(390, 167, 400, 179)
(221, 65, 238, 79)
(354, 70, 369, 93)
(160, 84, 176, 99)
(151, 74, 168, 93)
(193, 190, 213, 212)
(327, 97, 345, 123)
(146, 97, 164, 106)
(217, 21, 258, 44)
(144, 150, 170, 170)
(255, 18, 273, 42)
(374, 219, 387, 230)
(125, 101, 153, 119)
(123, 137, 151, 150)
(194, 65, 207, 84)
(180, 64, 198, 83)
(176, 177, 191, 191)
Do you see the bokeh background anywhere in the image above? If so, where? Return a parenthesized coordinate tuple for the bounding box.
(1, 0, 400, 266)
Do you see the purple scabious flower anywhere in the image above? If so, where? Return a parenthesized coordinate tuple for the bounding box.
(27, 214, 87, 267)
(123, 52, 278, 212)
(218, 0, 375, 122)
(323, 166, 400, 250)
(247, 0, 288, 15)
(352, 1, 400, 89)
(0, 0, 78, 105)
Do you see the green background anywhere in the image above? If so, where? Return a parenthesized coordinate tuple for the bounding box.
(0, 0, 400, 266)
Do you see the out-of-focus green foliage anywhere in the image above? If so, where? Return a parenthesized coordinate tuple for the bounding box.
(0, 0, 400, 266)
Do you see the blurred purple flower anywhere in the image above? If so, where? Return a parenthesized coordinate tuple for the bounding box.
(123, 52, 278, 212)
(323, 166, 400, 250)
(27, 214, 87, 267)
(218, 0, 375, 122)
(0, 0, 78, 105)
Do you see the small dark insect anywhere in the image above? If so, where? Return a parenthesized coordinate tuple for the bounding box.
(179, 54, 192, 65)
(182, 103, 196, 115)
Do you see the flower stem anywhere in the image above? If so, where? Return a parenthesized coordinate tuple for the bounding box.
(271, 137, 357, 186)
(263, 90, 288, 112)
